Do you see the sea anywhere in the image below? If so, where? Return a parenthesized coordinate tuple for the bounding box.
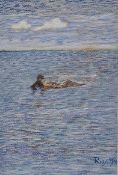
(0, 50, 117, 175)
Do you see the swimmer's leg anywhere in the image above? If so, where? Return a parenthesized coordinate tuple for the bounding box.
(63, 80, 85, 87)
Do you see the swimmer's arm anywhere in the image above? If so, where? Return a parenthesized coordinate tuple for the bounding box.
(31, 81, 38, 90)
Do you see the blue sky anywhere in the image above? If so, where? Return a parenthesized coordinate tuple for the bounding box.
(0, 0, 117, 51)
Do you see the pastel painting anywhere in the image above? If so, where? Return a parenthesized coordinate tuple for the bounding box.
(0, 0, 117, 175)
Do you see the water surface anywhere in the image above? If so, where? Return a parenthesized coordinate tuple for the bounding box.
(0, 50, 117, 175)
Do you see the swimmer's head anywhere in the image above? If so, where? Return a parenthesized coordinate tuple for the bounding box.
(37, 74, 45, 81)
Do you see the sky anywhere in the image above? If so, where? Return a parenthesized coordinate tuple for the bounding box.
(0, 0, 118, 51)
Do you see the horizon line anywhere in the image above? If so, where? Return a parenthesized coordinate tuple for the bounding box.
(0, 47, 117, 52)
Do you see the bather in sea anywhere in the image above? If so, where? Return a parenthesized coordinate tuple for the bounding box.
(31, 74, 85, 91)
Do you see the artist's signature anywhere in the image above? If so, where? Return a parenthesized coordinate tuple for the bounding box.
(93, 156, 117, 166)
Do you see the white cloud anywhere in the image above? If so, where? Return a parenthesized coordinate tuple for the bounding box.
(32, 18, 68, 32)
(11, 20, 31, 31)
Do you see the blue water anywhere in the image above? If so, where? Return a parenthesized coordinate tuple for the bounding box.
(0, 50, 117, 175)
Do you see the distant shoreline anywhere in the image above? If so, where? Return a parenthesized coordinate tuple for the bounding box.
(0, 45, 118, 52)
